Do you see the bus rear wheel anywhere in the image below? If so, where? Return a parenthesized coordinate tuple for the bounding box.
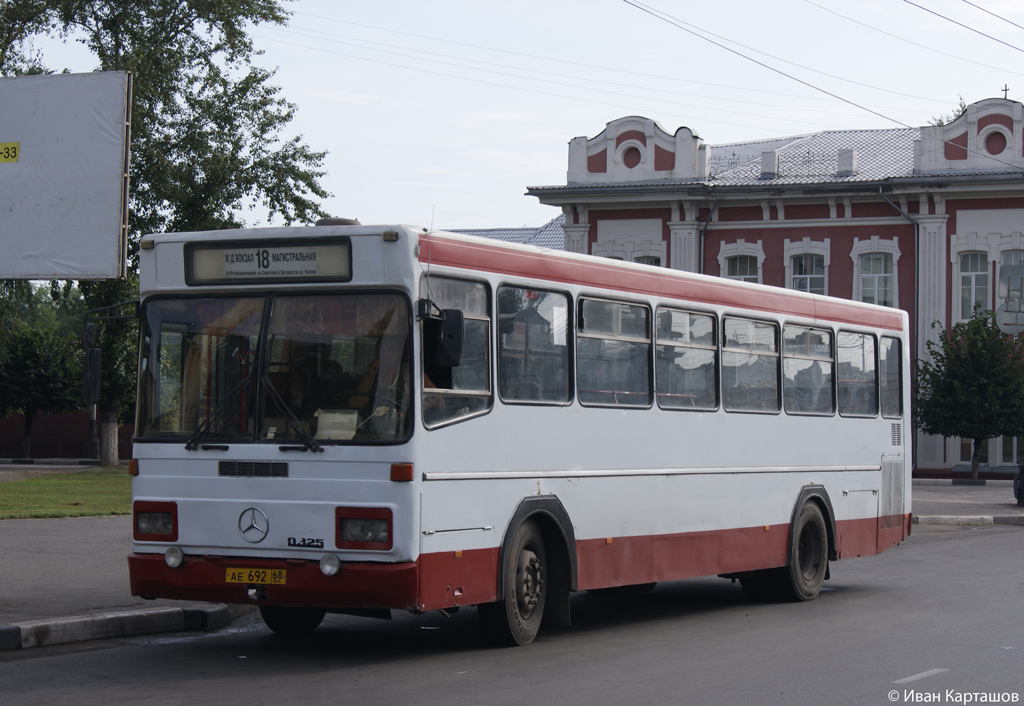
(479, 520, 547, 646)
(259, 606, 326, 634)
(776, 502, 829, 602)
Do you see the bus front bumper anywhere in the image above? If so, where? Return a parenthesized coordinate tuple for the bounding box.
(128, 553, 421, 612)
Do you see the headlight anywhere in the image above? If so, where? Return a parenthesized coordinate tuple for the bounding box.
(133, 501, 178, 541)
(320, 554, 341, 576)
(137, 511, 174, 536)
(340, 518, 389, 543)
(165, 546, 184, 568)
(335, 507, 392, 549)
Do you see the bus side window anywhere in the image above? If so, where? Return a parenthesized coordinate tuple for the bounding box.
(837, 331, 878, 417)
(421, 276, 492, 427)
(655, 308, 718, 411)
(782, 325, 834, 415)
(879, 336, 902, 418)
(577, 298, 651, 407)
(497, 286, 571, 404)
(722, 317, 779, 413)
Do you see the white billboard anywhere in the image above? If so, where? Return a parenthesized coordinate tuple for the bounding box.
(0, 71, 130, 280)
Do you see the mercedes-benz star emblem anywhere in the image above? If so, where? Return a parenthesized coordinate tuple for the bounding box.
(238, 507, 269, 544)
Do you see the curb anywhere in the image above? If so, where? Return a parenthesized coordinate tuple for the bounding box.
(0, 604, 253, 651)
(913, 515, 1024, 526)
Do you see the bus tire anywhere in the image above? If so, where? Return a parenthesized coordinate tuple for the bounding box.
(478, 519, 547, 646)
(259, 606, 326, 635)
(776, 502, 829, 602)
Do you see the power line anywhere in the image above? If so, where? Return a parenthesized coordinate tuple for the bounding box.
(290, 10, 950, 110)
(623, 0, 1024, 173)
(621, 0, 914, 128)
(271, 23, 911, 125)
(805, 0, 1024, 78)
(961, 0, 1024, 34)
(253, 33, 815, 137)
(903, 0, 1024, 54)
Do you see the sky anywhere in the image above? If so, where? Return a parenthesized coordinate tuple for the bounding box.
(41, 0, 1024, 230)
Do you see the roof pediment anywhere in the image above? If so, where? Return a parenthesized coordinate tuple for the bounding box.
(567, 116, 709, 184)
(915, 98, 1024, 174)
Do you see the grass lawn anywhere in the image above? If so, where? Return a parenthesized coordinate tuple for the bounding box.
(0, 468, 131, 519)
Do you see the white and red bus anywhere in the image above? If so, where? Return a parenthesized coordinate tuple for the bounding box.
(129, 221, 911, 645)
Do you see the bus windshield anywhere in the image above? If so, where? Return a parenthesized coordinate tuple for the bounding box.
(137, 293, 412, 444)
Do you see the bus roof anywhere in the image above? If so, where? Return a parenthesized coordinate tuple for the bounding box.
(418, 229, 907, 332)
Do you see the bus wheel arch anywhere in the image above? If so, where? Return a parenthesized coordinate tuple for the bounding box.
(791, 484, 837, 564)
(479, 496, 576, 645)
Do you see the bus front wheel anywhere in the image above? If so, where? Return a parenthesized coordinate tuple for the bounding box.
(259, 606, 326, 635)
(479, 519, 547, 646)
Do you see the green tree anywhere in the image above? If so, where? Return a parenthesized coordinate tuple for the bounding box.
(0, 0, 331, 464)
(0, 280, 33, 364)
(929, 95, 969, 126)
(0, 320, 84, 458)
(915, 308, 1024, 479)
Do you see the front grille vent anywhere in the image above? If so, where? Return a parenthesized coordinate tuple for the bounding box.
(219, 461, 289, 478)
(891, 423, 902, 447)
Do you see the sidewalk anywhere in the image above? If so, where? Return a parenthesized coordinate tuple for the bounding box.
(1, 466, 1022, 652)
(911, 478, 1024, 526)
(0, 462, 251, 651)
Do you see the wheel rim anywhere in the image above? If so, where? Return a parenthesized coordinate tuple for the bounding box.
(515, 548, 543, 619)
(798, 523, 823, 581)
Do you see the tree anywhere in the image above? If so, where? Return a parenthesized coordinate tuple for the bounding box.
(0, 0, 331, 464)
(915, 308, 1024, 479)
(929, 95, 968, 126)
(0, 280, 33, 364)
(0, 320, 84, 458)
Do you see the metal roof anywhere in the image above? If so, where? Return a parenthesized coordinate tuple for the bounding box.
(450, 213, 565, 250)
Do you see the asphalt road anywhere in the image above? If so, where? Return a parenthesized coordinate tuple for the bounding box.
(1, 523, 1021, 706)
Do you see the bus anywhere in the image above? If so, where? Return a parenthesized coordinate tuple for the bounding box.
(128, 221, 911, 646)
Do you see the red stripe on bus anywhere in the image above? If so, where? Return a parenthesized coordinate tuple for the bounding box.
(418, 234, 905, 331)
(573, 515, 904, 589)
(418, 547, 500, 609)
(575, 524, 789, 589)
(128, 514, 905, 612)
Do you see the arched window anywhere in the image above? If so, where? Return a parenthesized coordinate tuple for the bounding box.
(718, 240, 765, 284)
(850, 237, 901, 308)
(959, 251, 989, 319)
(784, 238, 829, 295)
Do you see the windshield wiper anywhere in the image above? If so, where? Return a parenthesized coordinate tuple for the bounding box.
(184, 362, 255, 451)
(261, 374, 323, 453)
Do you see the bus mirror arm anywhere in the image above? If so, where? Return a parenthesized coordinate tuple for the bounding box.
(418, 299, 464, 368)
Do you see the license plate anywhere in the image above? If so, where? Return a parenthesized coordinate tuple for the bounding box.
(225, 567, 286, 585)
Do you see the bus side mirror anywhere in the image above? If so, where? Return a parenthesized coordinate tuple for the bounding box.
(424, 309, 464, 368)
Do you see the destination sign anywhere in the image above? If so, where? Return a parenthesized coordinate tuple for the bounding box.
(186, 237, 351, 285)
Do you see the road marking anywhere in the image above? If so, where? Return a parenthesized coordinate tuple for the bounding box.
(893, 669, 950, 684)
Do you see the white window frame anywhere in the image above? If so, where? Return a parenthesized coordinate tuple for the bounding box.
(784, 238, 830, 295)
(950, 232, 996, 322)
(851, 236, 901, 308)
(718, 239, 765, 283)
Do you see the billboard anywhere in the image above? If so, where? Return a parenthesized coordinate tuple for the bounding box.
(0, 71, 131, 280)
